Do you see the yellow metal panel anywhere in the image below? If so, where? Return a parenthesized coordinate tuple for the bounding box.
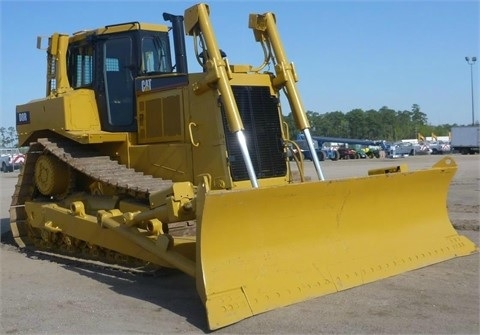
(195, 157, 477, 329)
(228, 72, 277, 94)
(64, 89, 101, 130)
(129, 143, 193, 182)
(16, 89, 101, 146)
(16, 98, 66, 145)
(63, 131, 128, 144)
(186, 78, 233, 189)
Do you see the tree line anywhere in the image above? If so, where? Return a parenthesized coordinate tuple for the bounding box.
(283, 104, 458, 142)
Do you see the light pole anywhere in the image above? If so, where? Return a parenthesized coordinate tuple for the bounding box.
(465, 56, 477, 125)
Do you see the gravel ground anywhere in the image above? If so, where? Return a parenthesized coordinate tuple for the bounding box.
(1, 154, 478, 334)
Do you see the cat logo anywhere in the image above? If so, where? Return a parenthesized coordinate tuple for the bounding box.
(141, 79, 152, 92)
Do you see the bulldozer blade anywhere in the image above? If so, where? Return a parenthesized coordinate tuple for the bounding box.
(195, 157, 477, 330)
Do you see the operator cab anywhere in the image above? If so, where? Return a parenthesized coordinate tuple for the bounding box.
(66, 17, 187, 132)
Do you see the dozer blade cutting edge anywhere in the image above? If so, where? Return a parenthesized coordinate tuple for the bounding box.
(194, 157, 477, 330)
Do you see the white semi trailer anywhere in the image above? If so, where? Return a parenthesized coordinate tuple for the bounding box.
(450, 125, 480, 154)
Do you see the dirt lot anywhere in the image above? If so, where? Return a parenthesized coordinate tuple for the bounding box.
(1, 154, 479, 334)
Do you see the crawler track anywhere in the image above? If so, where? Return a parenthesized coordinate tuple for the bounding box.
(10, 138, 174, 266)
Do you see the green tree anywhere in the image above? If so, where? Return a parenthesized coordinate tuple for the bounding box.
(378, 106, 397, 140)
(0, 126, 18, 147)
(345, 109, 366, 138)
(282, 113, 297, 139)
(432, 124, 452, 137)
(320, 111, 349, 137)
(411, 104, 428, 126)
(396, 110, 414, 139)
(364, 109, 382, 139)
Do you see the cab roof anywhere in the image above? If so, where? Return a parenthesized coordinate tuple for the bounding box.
(70, 22, 169, 42)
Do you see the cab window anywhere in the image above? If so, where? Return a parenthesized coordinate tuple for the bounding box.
(68, 44, 94, 88)
(141, 36, 172, 74)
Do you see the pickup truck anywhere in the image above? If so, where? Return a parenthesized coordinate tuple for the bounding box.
(0, 148, 25, 172)
(385, 142, 431, 158)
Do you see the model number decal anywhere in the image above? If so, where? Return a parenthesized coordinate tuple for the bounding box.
(16, 111, 30, 125)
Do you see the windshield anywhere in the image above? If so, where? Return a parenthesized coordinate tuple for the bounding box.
(141, 35, 172, 74)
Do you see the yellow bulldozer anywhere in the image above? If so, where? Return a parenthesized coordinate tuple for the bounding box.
(10, 3, 477, 330)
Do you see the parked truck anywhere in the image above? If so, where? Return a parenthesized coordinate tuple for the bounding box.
(294, 134, 340, 161)
(0, 148, 25, 172)
(450, 125, 480, 155)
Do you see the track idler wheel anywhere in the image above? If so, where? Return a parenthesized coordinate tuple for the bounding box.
(34, 154, 71, 197)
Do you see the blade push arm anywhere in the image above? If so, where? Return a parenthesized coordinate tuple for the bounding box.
(184, 3, 259, 188)
(249, 13, 325, 180)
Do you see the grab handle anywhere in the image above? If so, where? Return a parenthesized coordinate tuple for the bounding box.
(188, 122, 200, 147)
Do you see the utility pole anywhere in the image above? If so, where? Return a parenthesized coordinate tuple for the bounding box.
(465, 56, 477, 125)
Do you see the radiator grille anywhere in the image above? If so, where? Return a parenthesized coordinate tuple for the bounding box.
(221, 86, 286, 181)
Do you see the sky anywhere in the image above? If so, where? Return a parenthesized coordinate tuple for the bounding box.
(0, 0, 479, 128)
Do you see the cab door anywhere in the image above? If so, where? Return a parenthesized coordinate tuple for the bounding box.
(96, 35, 136, 132)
